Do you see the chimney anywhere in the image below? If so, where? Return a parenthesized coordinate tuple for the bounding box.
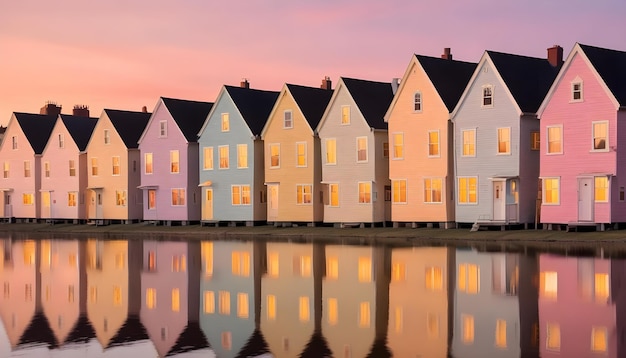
(320, 76, 332, 90)
(547, 45, 563, 67)
(391, 78, 401, 95)
(72, 105, 90, 117)
(40, 101, 62, 116)
(240, 79, 250, 89)
(441, 47, 453, 60)
(142, 106, 148, 113)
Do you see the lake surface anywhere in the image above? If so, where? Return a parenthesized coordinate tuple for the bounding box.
(0, 233, 622, 358)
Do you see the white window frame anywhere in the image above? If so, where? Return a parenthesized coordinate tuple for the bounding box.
(219, 145, 229, 169)
(23, 161, 30, 178)
(571, 78, 583, 102)
(546, 125, 563, 155)
(462, 129, 476, 157)
(170, 150, 180, 174)
(283, 110, 293, 129)
(341, 106, 350, 125)
(103, 129, 110, 145)
(231, 184, 251, 206)
(296, 184, 313, 205)
(221, 113, 230, 132)
(356, 137, 368, 163)
(91, 158, 98, 176)
(358, 181, 372, 204)
(594, 176, 609, 203)
(591, 120, 609, 152)
(171, 188, 186, 206)
(497, 127, 511, 155)
(69, 160, 76, 176)
(531, 131, 540, 151)
(112, 156, 121, 176)
(11, 136, 17, 150)
(392, 179, 407, 204)
(424, 177, 443, 204)
(296, 142, 307, 167)
(392, 132, 404, 160)
(68, 192, 77, 207)
(203, 147, 214, 170)
(542, 177, 560, 205)
(58, 133, 64, 148)
(482, 85, 494, 107)
(159, 120, 167, 137)
(329, 183, 339, 207)
(144, 153, 153, 174)
(414, 91, 422, 112)
(44, 162, 50, 178)
(237, 144, 248, 169)
(457, 176, 478, 205)
(269, 143, 280, 169)
(116, 190, 127, 206)
(428, 130, 440, 158)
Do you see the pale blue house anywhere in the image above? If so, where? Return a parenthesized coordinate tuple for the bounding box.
(197, 81, 279, 225)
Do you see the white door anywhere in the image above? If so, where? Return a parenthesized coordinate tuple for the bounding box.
(96, 192, 103, 219)
(578, 178, 593, 222)
(493, 181, 506, 221)
(202, 189, 213, 220)
(268, 185, 279, 221)
(42, 192, 51, 218)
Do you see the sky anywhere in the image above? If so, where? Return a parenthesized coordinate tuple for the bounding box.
(1, 0, 625, 126)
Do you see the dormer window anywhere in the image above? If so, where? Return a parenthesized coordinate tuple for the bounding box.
(414, 92, 422, 112)
(571, 79, 583, 102)
(283, 110, 293, 129)
(482, 85, 493, 107)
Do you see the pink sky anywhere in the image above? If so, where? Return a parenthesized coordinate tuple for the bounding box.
(1, 0, 625, 125)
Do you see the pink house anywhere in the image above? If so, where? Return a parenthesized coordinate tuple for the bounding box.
(538, 44, 626, 230)
(138, 97, 213, 224)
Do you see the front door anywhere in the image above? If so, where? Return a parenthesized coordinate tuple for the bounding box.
(42, 191, 51, 218)
(493, 181, 506, 221)
(268, 184, 279, 221)
(578, 178, 593, 222)
(202, 188, 213, 220)
(96, 192, 103, 219)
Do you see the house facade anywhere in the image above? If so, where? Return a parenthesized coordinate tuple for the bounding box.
(138, 97, 213, 224)
(317, 77, 394, 226)
(537, 44, 626, 229)
(451, 48, 561, 227)
(385, 51, 476, 228)
(197, 82, 279, 225)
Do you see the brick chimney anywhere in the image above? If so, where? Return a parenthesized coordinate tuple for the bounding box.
(142, 106, 148, 113)
(320, 76, 332, 90)
(441, 47, 453, 60)
(547, 45, 563, 67)
(72, 105, 90, 117)
(240, 79, 250, 89)
(40, 101, 62, 116)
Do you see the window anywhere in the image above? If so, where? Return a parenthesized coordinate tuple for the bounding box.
(267, 294, 276, 320)
(44, 162, 50, 178)
(113, 286, 122, 306)
(91, 158, 98, 176)
(221, 332, 232, 350)
(547, 126, 562, 154)
(144, 153, 153, 174)
(237, 293, 249, 318)
(341, 106, 350, 125)
(592, 121, 608, 151)
(116, 190, 126, 206)
(546, 322, 560, 351)
(571, 80, 583, 102)
(458, 263, 479, 294)
(383, 142, 389, 158)
(414, 92, 422, 112)
(299, 296, 310, 322)
(424, 178, 443, 203)
(23, 161, 30, 177)
(204, 291, 215, 314)
(325, 139, 336, 165)
(495, 319, 507, 348)
(231, 251, 251, 276)
(392, 180, 407, 204)
(269, 143, 280, 168)
(23, 193, 34, 205)
(327, 298, 338, 325)
(69, 160, 76, 176)
(458, 177, 477, 204)
(497, 127, 510, 154)
(171, 288, 180, 312)
(463, 129, 477, 157)
(58, 133, 64, 148)
(159, 121, 167, 137)
(146, 288, 156, 309)
(329, 183, 339, 207)
(511, 180, 519, 203)
(294, 255, 312, 277)
(462, 315, 475, 343)
(392, 133, 404, 159)
(237, 144, 247, 168)
(359, 302, 370, 327)
(358, 182, 371, 204)
(171, 189, 185, 206)
(148, 189, 156, 210)
(426, 267, 443, 291)
(112, 156, 121, 175)
(531, 131, 540, 150)
(202, 242, 213, 276)
(595, 273, 610, 302)
(89, 286, 97, 303)
(219, 291, 230, 315)
(391, 262, 406, 281)
(147, 251, 156, 271)
(540, 271, 558, 299)
(543, 178, 560, 205)
(591, 326, 607, 352)
(482, 85, 493, 107)
(428, 130, 440, 157)
(427, 313, 439, 338)
(296, 184, 312, 205)
(283, 110, 293, 128)
(358, 257, 372, 282)
(68, 192, 77, 207)
(170, 150, 179, 173)
(11, 136, 17, 150)
(296, 142, 307, 167)
(68, 285, 75, 303)
(219, 145, 229, 169)
(326, 257, 338, 279)
(595, 176, 609, 202)
(221, 113, 229, 132)
(231, 185, 251, 205)
(103, 129, 110, 144)
(268, 252, 279, 277)
(203, 147, 214, 170)
(3, 162, 8, 178)
(356, 137, 368, 162)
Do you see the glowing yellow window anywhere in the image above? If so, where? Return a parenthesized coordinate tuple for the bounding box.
(219, 291, 230, 315)
(328, 298, 338, 325)
(426, 267, 443, 291)
(237, 293, 249, 318)
(591, 326, 607, 352)
(391, 262, 406, 282)
(267, 294, 276, 320)
(359, 302, 370, 328)
(495, 319, 507, 348)
(299, 296, 310, 322)
(595, 273, 609, 302)
(546, 322, 560, 351)
(428, 313, 439, 338)
(327, 257, 338, 279)
(595, 176, 608, 202)
(268, 252, 279, 277)
(172, 288, 180, 312)
(462, 315, 474, 343)
(358, 257, 372, 282)
(540, 271, 558, 299)
(204, 291, 215, 314)
(146, 288, 156, 309)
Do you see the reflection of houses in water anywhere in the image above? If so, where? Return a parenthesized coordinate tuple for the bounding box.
(140, 240, 212, 358)
(200, 240, 269, 358)
(387, 247, 454, 358)
(452, 249, 538, 358)
(321, 245, 390, 358)
(539, 254, 617, 357)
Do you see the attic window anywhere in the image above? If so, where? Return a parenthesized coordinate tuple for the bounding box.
(11, 136, 17, 150)
(104, 129, 110, 144)
(283, 110, 293, 129)
(482, 85, 493, 107)
(58, 134, 64, 148)
(159, 121, 167, 137)
(221, 113, 230, 132)
(571, 80, 583, 102)
(341, 106, 350, 125)
(414, 92, 422, 112)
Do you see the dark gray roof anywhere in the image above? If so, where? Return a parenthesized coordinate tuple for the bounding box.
(235, 328, 271, 358)
(13, 113, 57, 154)
(225, 86, 279, 135)
(579, 44, 626, 105)
(286, 84, 333, 130)
(341, 77, 394, 130)
(104, 109, 151, 149)
(161, 97, 214, 142)
(18, 312, 58, 349)
(298, 330, 332, 358)
(487, 51, 561, 113)
(416, 55, 477, 112)
(59, 115, 98, 151)
(107, 315, 149, 349)
(166, 321, 210, 357)
(64, 314, 96, 344)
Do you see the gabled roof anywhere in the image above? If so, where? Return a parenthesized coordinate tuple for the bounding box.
(18, 312, 59, 349)
(225, 86, 280, 135)
(166, 321, 210, 357)
(487, 51, 561, 113)
(64, 314, 96, 344)
(236, 328, 271, 358)
(161, 97, 214, 142)
(341, 77, 394, 129)
(579, 44, 626, 105)
(286, 84, 333, 129)
(104, 109, 151, 149)
(107, 315, 149, 349)
(13, 113, 57, 154)
(416, 55, 477, 111)
(298, 330, 332, 358)
(59, 115, 98, 151)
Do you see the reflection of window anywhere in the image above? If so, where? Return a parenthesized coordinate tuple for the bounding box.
(268, 252, 279, 277)
(146, 288, 156, 309)
(591, 326, 607, 352)
(326, 257, 338, 279)
(147, 251, 156, 271)
(171, 289, 180, 312)
(358, 257, 372, 282)
(426, 267, 443, 291)
(540, 271, 558, 299)
(495, 319, 507, 348)
(546, 322, 560, 351)
(267, 294, 276, 320)
(204, 291, 215, 314)
(299, 296, 310, 322)
(458, 263, 479, 294)
(219, 291, 230, 315)
(427, 313, 439, 338)
(327, 298, 338, 325)
(238, 293, 249, 318)
(462, 314, 474, 343)
(359, 302, 370, 327)
(391, 262, 405, 281)
(231, 251, 250, 276)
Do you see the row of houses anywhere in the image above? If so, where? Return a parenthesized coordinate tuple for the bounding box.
(1, 43, 625, 229)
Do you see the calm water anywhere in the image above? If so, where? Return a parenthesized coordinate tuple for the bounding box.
(0, 233, 622, 358)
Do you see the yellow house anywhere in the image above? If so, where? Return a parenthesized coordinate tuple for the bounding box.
(260, 80, 333, 225)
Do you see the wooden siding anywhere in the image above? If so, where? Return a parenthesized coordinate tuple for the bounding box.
(387, 60, 455, 223)
(518, 115, 541, 223)
(613, 109, 626, 222)
(540, 53, 617, 224)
